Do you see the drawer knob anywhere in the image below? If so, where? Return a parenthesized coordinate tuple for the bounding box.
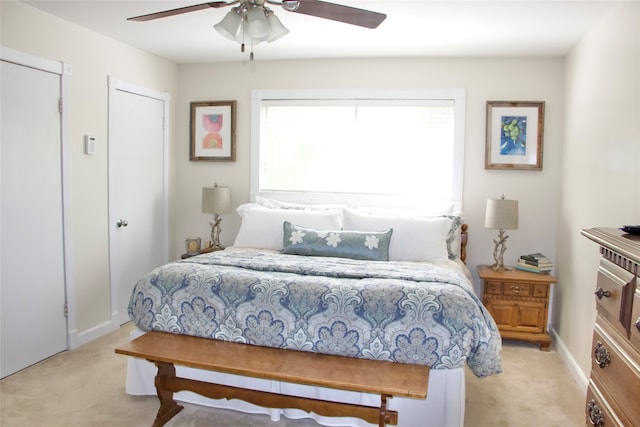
(634, 317, 640, 332)
(587, 399, 604, 427)
(510, 285, 523, 294)
(594, 287, 610, 300)
(593, 341, 610, 368)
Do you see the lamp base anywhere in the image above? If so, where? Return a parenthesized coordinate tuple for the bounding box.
(491, 229, 509, 272)
(209, 214, 223, 250)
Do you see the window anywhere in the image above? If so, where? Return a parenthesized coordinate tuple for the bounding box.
(251, 89, 465, 210)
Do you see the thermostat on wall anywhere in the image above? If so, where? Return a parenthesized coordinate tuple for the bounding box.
(84, 135, 96, 155)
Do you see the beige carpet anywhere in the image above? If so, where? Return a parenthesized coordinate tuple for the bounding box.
(1, 322, 585, 427)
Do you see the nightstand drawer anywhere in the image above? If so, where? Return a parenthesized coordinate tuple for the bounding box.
(485, 281, 502, 295)
(532, 284, 548, 298)
(503, 283, 532, 297)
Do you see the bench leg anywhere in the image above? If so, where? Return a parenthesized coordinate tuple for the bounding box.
(379, 394, 391, 427)
(152, 361, 184, 427)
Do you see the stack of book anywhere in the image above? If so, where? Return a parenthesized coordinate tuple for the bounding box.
(516, 253, 554, 273)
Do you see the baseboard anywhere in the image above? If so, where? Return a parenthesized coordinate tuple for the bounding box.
(549, 325, 588, 394)
(68, 319, 118, 349)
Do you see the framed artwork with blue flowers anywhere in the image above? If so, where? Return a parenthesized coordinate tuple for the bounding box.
(485, 101, 545, 170)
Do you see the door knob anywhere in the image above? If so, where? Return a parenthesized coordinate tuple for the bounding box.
(116, 219, 129, 228)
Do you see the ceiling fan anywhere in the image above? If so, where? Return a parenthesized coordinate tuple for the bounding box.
(128, 0, 387, 60)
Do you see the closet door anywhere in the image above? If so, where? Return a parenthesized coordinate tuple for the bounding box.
(108, 78, 169, 326)
(1, 60, 67, 378)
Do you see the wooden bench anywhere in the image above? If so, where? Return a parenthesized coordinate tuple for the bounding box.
(115, 331, 430, 427)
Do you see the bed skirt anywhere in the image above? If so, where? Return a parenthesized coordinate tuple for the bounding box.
(125, 330, 465, 427)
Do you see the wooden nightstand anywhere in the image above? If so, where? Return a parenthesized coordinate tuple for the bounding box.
(181, 246, 224, 259)
(477, 265, 556, 351)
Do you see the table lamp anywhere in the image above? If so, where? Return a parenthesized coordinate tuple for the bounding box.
(485, 195, 519, 271)
(202, 183, 231, 249)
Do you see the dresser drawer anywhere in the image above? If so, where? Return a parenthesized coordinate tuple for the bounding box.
(585, 380, 622, 427)
(590, 322, 640, 425)
(631, 290, 640, 352)
(595, 259, 634, 335)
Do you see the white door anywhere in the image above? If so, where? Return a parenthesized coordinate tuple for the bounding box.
(108, 78, 169, 325)
(1, 60, 68, 377)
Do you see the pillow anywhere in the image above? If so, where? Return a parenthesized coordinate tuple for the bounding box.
(355, 202, 454, 216)
(341, 208, 450, 263)
(441, 212, 464, 260)
(254, 196, 344, 211)
(355, 207, 464, 260)
(281, 221, 392, 261)
(233, 204, 342, 250)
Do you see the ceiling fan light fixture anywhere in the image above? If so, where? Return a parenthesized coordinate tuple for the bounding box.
(246, 5, 270, 39)
(214, 8, 243, 41)
(265, 11, 289, 43)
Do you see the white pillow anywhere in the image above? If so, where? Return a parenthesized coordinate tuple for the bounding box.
(233, 204, 342, 250)
(342, 208, 450, 263)
(254, 196, 345, 211)
(355, 203, 453, 216)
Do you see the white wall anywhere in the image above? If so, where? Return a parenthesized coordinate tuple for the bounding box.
(556, 1, 640, 387)
(176, 58, 565, 290)
(0, 1, 178, 345)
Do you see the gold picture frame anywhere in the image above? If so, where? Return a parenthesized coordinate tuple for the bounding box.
(190, 100, 237, 161)
(485, 101, 545, 170)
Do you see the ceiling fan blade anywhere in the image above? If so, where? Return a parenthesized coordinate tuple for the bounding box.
(127, 2, 229, 22)
(287, 0, 386, 29)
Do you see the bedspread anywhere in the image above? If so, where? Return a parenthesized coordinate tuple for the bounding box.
(128, 251, 501, 377)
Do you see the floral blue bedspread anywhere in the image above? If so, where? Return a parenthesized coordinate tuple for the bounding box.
(128, 251, 501, 377)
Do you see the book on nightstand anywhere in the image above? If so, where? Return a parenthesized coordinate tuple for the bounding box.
(516, 253, 553, 273)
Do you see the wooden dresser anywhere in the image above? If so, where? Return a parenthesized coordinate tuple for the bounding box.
(581, 228, 640, 427)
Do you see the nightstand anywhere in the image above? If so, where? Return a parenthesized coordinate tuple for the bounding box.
(181, 246, 224, 259)
(477, 265, 556, 351)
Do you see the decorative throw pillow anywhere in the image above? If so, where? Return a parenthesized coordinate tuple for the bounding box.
(281, 221, 393, 261)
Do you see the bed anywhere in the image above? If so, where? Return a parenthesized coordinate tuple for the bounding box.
(125, 201, 501, 427)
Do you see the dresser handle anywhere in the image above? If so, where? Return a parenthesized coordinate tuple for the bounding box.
(587, 399, 604, 427)
(635, 317, 640, 332)
(510, 285, 522, 294)
(594, 287, 610, 299)
(593, 341, 610, 368)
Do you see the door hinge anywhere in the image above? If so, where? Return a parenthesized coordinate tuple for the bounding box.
(58, 98, 63, 114)
(64, 302, 69, 318)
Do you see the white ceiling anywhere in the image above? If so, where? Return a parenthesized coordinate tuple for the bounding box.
(23, 0, 617, 64)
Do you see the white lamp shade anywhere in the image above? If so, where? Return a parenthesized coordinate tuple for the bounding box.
(246, 6, 270, 39)
(266, 13, 289, 42)
(485, 198, 519, 230)
(202, 186, 231, 214)
(214, 10, 243, 41)
(236, 26, 264, 46)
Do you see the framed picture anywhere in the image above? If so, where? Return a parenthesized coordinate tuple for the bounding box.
(190, 100, 236, 161)
(485, 101, 545, 170)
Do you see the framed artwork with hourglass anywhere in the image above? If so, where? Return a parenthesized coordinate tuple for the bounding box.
(190, 100, 236, 161)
